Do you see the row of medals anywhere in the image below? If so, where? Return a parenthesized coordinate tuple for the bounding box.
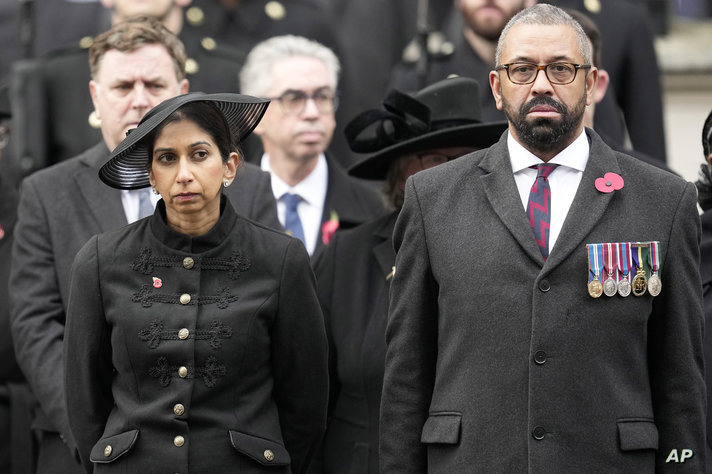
(588, 267, 662, 298)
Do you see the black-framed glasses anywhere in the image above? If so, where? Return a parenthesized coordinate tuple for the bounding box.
(495, 62, 591, 85)
(269, 89, 339, 115)
(0, 124, 9, 150)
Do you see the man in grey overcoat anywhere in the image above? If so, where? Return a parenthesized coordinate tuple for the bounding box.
(379, 5, 705, 473)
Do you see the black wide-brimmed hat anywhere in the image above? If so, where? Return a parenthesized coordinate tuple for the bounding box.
(100, 92, 270, 189)
(345, 76, 508, 180)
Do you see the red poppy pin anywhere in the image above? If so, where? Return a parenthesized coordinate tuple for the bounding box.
(152, 277, 162, 288)
(595, 172, 624, 193)
(0, 223, 4, 240)
(321, 211, 339, 245)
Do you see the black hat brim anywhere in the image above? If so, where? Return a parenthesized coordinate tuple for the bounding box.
(99, 92, 270, 190)
(347, 121, 508, 180)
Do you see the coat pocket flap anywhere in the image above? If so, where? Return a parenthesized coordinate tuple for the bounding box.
(420, 413, 461, 444)
(617, 419, 659, 451)
(229, 430, 291, 466)
(89, 429, 139, 463)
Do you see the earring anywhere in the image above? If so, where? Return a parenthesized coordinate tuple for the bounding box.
(151, 186, 159, 195)
(223, 179, 230, 188)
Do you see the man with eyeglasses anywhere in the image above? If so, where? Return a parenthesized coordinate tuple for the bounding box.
(380, 5, 704, 473)
(240, 35, 384, 260)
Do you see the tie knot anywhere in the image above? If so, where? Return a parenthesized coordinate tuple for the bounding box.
(534, 163, 559, 179)
(283, 193, 301, 210)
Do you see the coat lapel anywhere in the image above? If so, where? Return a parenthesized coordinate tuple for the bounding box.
(371, 213, 397, 279)
(544, 129, 619, 272)
(74, 142, 127, 232)
(479, 133, 545, 265)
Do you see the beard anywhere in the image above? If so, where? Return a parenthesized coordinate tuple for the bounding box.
(463, 1, 528, 41)
(503, 94, 586, 154)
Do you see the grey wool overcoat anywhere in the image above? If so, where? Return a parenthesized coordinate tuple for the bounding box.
(379, 128, 705, 473)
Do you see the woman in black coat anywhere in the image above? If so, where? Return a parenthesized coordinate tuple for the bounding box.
(64, 93, 328, 473)
(313, 77, 506, 473)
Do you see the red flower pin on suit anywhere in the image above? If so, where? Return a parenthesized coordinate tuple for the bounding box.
(321, 211, 339, 245)
(595, 172, 624, 193)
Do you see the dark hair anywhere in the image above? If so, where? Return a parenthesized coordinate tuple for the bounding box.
(145, 101, 241, 168)
(695, 109, 712, 210)
(89, 16, 186, 80)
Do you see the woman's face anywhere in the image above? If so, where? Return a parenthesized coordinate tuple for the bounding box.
(148, 118, 237, 220)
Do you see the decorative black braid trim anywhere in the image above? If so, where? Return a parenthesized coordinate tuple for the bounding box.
(148, 356, 226, 388)
(131, 248, 251, 279)
(139, 319, 233, 350)
(131, 286, 238, 308)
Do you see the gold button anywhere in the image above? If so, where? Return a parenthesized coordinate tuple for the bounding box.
(173, 403, 185, 416)
(182, 257, 195, 269)
(264, 1, 285, 20)
(103, 445, 112, 457)
(178, 328, 189, 340)
(185, 58, 199, 75)
(79, 36, 94, 49)
(174, 435, 185, 447)
(179, 293, 191, 305)
(178, 366, 188, 378)
(263, 449, 275, 462)
(88, 111, 101, 129)
(186, 6, 204, 25)
(201, 37, 216, 51)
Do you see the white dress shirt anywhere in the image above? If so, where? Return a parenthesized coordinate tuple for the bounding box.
(261, 153, 328, 256)
(509, 130, 589, 254)
(121, 188, 161, 224)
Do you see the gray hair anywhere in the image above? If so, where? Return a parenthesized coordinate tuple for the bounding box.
(495, 4, 592, 66)
(239, 35, 340, 97)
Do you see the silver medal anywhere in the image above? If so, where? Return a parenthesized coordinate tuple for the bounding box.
(617, 274, 631, 297)
(647, 272, 662, 297)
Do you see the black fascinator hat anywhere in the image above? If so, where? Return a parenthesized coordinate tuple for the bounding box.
(345, 76, 507, 180)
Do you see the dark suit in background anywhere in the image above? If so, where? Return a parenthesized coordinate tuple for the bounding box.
(9, 142, 279, 473)
(542, 0, 667, 163)
(8, 16, 246, 181)
(380, 129, 705, 472)
(314, 213, 395, 473)
(310, 156, 384, 263)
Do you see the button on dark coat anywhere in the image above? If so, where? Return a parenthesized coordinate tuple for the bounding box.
(65, 197, 327, 473)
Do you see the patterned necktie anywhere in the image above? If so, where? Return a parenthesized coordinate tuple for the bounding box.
(526, 164, 559, 259)
(138, 187, 154, 219)
(283, 193, 306, 245)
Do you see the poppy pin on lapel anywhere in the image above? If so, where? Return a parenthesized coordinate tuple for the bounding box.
(152, 277, 162, 288)
(595, 172, 624, 194)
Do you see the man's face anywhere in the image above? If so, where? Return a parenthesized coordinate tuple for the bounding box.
(90, 43, 189, 151)
(457, 0, 530, 41)
(253, 56, 336, 164)
(489, 23, 596, 156)
(101, 0, 178, 20)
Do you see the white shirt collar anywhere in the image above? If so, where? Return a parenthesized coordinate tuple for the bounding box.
(261, 153, 328, 204)
(509, 129, 589, 174)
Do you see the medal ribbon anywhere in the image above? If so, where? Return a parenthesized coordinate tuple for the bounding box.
(649, 241, 660, 273)
(587, 243, 601, 283)
(617, 242, 630, 279)
(603, 242, 616, 279)
(632, 243, 644, 272)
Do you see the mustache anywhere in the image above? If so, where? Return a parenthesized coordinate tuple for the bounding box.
(522, 96, 567, 115)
